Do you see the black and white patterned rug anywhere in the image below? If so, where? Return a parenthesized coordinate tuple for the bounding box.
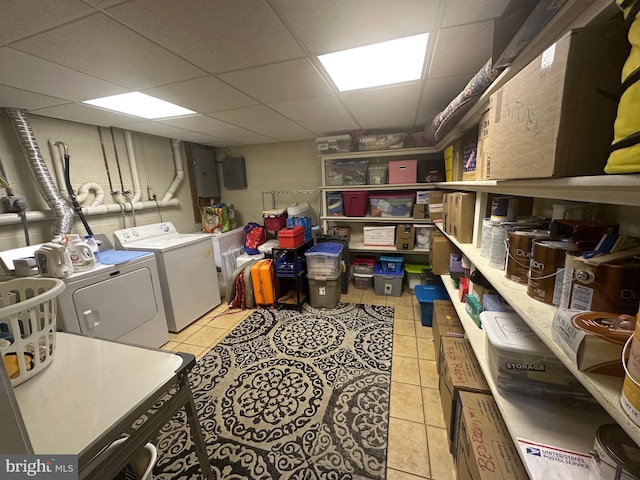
(153, 302, 394, 480)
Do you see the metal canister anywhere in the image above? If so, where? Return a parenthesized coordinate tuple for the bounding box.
(527, 237, 580, 305)
(504, 229, 550, 284)
(589, 424, 640, 480)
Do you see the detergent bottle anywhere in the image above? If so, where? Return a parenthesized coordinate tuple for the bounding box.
(84, 235, 100, 264)
(65, 234, 96, 271)
(35, 243, 74, 278)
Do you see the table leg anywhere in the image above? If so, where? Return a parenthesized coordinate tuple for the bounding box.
(182, 381, 213, 480)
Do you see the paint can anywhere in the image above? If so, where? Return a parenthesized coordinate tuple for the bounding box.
(527, 238, 580, 305)
(490, 196, 517, 222)
(561, 254, 640, 315)
(622, 312, 640, 429)
(589, 423, 640, 480)
(488, 224, 509, 269)
(480, 218, 496, 258)
(504, 229, 550, 284)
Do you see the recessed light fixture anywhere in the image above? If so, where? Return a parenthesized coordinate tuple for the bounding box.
(318, 33, 429, 92)
(83, 92, 196, 119)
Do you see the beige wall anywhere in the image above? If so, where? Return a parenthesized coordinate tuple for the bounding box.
(0, 112, 321, 251)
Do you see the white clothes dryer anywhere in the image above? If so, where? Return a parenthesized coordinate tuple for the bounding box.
(113, 222, 221, 332)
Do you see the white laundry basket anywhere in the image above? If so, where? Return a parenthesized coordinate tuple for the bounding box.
(0, 277, 65, 386)
(107, 437, 158, 480)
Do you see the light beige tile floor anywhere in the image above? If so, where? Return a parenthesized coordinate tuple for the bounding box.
(161, 286, 455, 480)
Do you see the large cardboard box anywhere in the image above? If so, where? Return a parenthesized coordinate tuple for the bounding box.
(433, 300, 465, 371)
(451, 192, 476, 244)
(395, 224, 415, 250)
(427, 190, 444, 221)
(429, 231, 461, 275)
(488, 21, 628, 180)
(455, 391, 528, 479)
(438, 337, 490, 451)
(475, 110, 490, 180)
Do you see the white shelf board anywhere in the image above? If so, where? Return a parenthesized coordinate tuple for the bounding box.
(441, 275, 614, 479)
(321, 216, 433, 224)
(439, 226, 640, 446)
(348, 242, 429, 255)
(320, 183, 437, 192)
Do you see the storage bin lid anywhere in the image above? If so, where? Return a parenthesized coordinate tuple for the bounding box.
(481, 311, 550, 355)
(307, 271, 342, 281)
(380, 255, 404, 263)
(353, 272, 373, 278)
(414, 285, 448, 303)
(305, 242, 343, 256)
(405, 263, 429, 274)
(369, 192, 416, 199)
(373, 263, 404, 277)
(262, 208, 286, 217)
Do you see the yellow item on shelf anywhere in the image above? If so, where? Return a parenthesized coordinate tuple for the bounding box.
(3, 352, 34, 379)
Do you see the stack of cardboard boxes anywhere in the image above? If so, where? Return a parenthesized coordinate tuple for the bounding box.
(431, 300, 529, 479)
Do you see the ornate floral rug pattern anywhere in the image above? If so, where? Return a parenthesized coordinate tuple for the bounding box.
(153, 302, 394, 480)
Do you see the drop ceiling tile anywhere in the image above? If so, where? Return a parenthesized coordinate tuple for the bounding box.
(440, 0, 510, 28)
(416, 107, 442, 128)
(204, 138, 242, 148)
(83, 0, 132, 8)
(340, 83, 422, 113)
(218, 58, 334, 104)
(0, 48, 126, 101)
(249, 121, 314, 142)
(143, 77, 258, 114)
(428, 21, 494, 79)
(209, 106, 289, 128)
(420, 74, 476, 111)
(206, 128, 277, 145)
(0, 0, 96, 45)
(0, 85, 67, 110)
(295, 115, 360, 136)
(12, 13, 205, 89)
(164, 131, 222, 145)
(118, 121, 194, 139)
(271, 0, 440, 54)
(106, 0, 304, 74)
(269, 96, 350, 120)
(352, 107, 419, 131)
(29, 103, 141, 126)
(158, 115, 234, 132)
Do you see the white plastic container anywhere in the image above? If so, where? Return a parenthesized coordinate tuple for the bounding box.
(65, 234, 96, 272)
(480, 311, 592, 401)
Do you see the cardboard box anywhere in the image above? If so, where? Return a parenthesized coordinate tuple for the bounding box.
(452, 192, 476, 243)
(439, 337, 490, 451)
(443, 193, 453, 235)
(454, 391, 528, 479)
(413, 204, 427, 219)
(327, 225, 351, 241)
(476, 110, 490, 180)
(552, 308, 634, 376)
(416, 191, 430, 204)
(363, 225, 396, 247)
(488, 21, 628, 180)
(455, 129, 479, 182)
(395, 224, 415, 250)
(427, 190, 445, 221)
(429, 232, 461, 275)
(432, 300, 465, 371)
(444, 145, 454, 182)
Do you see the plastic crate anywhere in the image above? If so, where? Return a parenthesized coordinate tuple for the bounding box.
(308, 272, 342, 308)
(373, 263, 404, 297)
(369, 192, 415, 217)
(0, 278, 65, 386)
(342, 191, 369, 216)
(379, 255, 404, 273)
(305, 243, 343, 276)
(415, 284, 448, 326)
(404, 263, 429, 292)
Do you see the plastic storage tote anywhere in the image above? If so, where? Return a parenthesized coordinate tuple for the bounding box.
(305, 243, 343, 276)
(325, 159, 367, 186)
(405, 263, 429, 292)
(481, 311, 593, 401)
(327, 192, 344, 216)
(308, 272, 342, 308)
(415, 284, 448, 326)
(354, 272, 374, 289)
(379, 255, 404, 273)
(342, 191, 369, 217)
(369, 192, 415, 217)
(367, 164, 388, 185)
(373, 263, 404, 297)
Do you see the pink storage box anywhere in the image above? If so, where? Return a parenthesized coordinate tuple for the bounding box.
(342, 191, 369, 217)
(389, 160, 417, 184)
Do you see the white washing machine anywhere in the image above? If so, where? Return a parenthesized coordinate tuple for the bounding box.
(113, 222, 221, 332)
(0, 242, 169, 349)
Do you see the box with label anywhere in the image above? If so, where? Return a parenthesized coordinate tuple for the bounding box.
(451, 192, 476, 243)
(475, 110, 490, 181)
(326, 225, 351, 241)
(552, 308, 634, 376)
(432, 300, 465, 369)
(363, 225, 396, 247)
(429, 232, 461, 275)
(395, 224, 415, 250)
(428, 190, 445, 221)
(416, 191, 430, 204)
(438, 337, 490, 451)
(454, 391, 528, 479)
(488, 21, 627, 180)
(455, 129, 479, 182)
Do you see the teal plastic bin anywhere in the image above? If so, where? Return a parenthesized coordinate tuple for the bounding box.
(415, 285, 449, 326)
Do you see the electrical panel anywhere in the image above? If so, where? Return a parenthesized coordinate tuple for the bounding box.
(191, 145, 220, 198)
(222, 157, 247, 190)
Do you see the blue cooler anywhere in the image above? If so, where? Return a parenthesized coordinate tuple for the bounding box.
(415, 284, 449, 326)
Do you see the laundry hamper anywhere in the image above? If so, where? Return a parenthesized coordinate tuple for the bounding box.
(0, 277, 65, 386)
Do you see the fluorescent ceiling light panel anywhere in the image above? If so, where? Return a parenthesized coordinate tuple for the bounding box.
(319, 33, 429, 92)
(83, 92, 195, 119)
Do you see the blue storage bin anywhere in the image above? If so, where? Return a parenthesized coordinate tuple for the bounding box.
(379, 255, 404, 273)
(373, 263, 404, 297)
(415, 284, 449, 326)
(305, 243, 343, 276)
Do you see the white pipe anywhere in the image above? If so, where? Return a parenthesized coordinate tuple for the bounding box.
(162, 139, 184, 203)
(0, 198, 180, 225)
(47, 139, 104, 205)
(124, 131, 142, 204)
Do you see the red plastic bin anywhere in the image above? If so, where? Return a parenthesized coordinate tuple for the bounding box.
(342, 191, 369, 217)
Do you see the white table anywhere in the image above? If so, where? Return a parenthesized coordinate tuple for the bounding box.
(12, 332, 213, 479)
